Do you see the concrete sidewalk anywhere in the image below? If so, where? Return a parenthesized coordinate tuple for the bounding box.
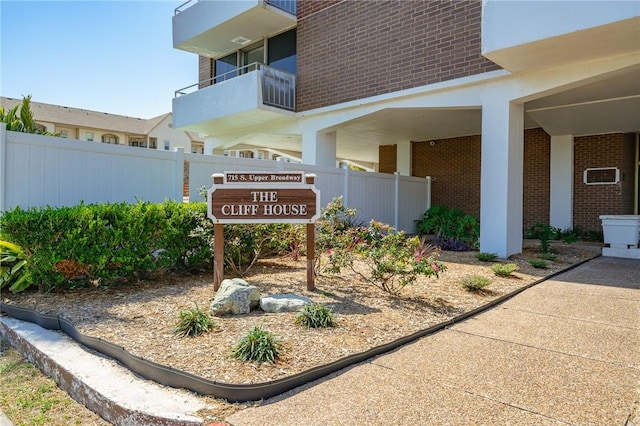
(0, 256, 638, 425)
(227, 256, 640, 425)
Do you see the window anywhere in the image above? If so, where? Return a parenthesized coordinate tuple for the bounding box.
(86, 132, 94, 142)
(242, 43, 265, 73)
(60, 130, 68, 138)
(164, 140, 170, 150)
(149, 138, 157, 149)
(268, 29, 296, 74)
(102, 134, 118, 144)
(215, 53, 238, 83)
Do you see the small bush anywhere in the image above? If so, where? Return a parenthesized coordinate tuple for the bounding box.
(528, 259, 548, 269)
(460, 275, 491, 292)
(232, 326, 282, 363)
(173, 304, 216, 337)
(415, 205, 479, 250)
(295, 303, 336, 328)
(475, 252, 498, 262)
(538, 252, 557, 261)
(491, 263, 518, 277)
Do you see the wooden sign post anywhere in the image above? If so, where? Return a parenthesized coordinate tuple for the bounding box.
(207, 172, 320, 291)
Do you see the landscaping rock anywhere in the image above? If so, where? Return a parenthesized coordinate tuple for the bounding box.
(209, 278, 261, 316)
(260, 294, 313, 313)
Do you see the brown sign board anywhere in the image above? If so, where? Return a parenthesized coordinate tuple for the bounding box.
(207, 172, 320, 224)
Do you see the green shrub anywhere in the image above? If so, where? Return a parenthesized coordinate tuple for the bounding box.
(538, 252, 557, 261)
(0, 201, 214, 292)
(0, 241, 31, 293)
(460, 275, 491, 292)
(173, 304, 216, 337)
(475, 252, 498, 262)
(314, 197, 359, 275)
(528, 259, 548, 269)
(232, 326, 282, 363)
(295, 303, 336, 328)
(491, 263, 518, 277)
(415, 205, 479, 250)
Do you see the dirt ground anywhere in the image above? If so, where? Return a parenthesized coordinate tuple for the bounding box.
(1, 241, 600, 388)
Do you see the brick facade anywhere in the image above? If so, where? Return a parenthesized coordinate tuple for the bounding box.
(412, 135, 482, 218)
(573, 133, 636, 232)
(522, 128, 550, 230)
(297, 0, 342, 19)
(378, 145, 397, 174)
(297, 0, 501, 111)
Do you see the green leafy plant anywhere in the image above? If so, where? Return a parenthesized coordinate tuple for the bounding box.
(538, 252, 557, 261)
(173, 304, 216, 337)
(460, 275, 491, 292)
(527, 223, 558, 254)
(314, 196, 359, 275)
(0, 96, 58, 135)
(491, 263, 518, 277)
(0, 241, 32, 293)
(295, 303, 336, 328)
(415, 205, 479, 251)
(475, 252, 498, 262)
(350, 221, 446, 295)
(528, 259, 548, 269)
(232, 326, 282, 363)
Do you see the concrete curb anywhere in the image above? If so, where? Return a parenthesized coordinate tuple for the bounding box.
(0, 316, 209, 426)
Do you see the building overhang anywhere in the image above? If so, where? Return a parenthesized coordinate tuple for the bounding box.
(173, 0, 296, 58)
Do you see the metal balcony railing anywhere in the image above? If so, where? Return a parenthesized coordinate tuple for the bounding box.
(265, 0, 296, 15)
(175, 0, 296, 16)
(175, 63, 295, 112)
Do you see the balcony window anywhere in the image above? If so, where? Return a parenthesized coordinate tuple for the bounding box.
(268, 28, 296, 75)
(242, 44, 265, 72)
(215, 53, 238, 83)
(102, 134, 118, 144)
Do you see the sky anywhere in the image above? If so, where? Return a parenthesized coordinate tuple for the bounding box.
(0, 0, 196, 118)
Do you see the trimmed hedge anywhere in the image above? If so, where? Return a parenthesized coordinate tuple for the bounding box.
(0, 201, 213, 292)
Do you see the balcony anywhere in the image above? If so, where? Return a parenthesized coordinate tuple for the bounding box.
(173, 0, 296, 58)
(173, 63, 295, 134)
(482, 0, 640, 72)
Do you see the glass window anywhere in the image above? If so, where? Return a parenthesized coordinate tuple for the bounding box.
(164, 140, 170, 150)
(102, 134, 118, 144)
(86, 132, 94, 141)
(215, 53, 238, 83)
(268, 29, 296, 74)
(60, 130, 68, 138)
(243, 44, 265, 72)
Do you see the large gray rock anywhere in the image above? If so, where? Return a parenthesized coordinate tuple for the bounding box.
(210, 278, 261, 316)
(260, 293, 313, 313)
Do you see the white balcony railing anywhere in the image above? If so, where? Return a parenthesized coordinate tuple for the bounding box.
(175, 63, 295, 112)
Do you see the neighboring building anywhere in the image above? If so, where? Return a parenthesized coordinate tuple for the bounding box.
(171, 0, 640, 257)
(0, 97, 205, 154)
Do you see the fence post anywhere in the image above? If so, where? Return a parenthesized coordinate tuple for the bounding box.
(0, 123, 6, 212)
(174, 147, 185, 201)
(343, 163, 349, 206)
(394, 172, 400, 230)
(425, 176, 432, 211)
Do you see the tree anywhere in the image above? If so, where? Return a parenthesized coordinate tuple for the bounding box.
(0, 95, 58, 136)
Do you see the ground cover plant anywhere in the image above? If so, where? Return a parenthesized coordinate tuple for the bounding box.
(460, 275, 492, 292)
(174, 304, 217, 337)
(475, 252, 498, 262)
(491, 263, 518, 277)
(295, 303, 336, 328)
(528, 259, 548, 269)
(232, 326, 282, 363)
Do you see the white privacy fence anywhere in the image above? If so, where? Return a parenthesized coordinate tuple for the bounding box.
(0, 125, 431, 233)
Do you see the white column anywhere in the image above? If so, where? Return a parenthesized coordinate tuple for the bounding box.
(550, 135, 574, 230)
(480, 99, 524, 258)
(302, 130, 337, 167)
(396, 141, 412, 176)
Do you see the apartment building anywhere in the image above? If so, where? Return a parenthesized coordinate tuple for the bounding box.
(1, 97, 205, 154)
(171, 0, 640, 257)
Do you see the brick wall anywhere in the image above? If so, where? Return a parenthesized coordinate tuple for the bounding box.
(412, 135, 482, 218)
(573, 133, 635, 232)
(378, 144, 397, 174)
(198, 56, 213, 88)
(297, 0, 501, 111)
(297, 0, 343, 19)
(405, 129, 552, 226)
(523, 128, 550, 230)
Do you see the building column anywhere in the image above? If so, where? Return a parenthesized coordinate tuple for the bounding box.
(480, 99, 524, 258)
(204, 136, 230, 156)
(396, 141, 412, 176)
(302, 130, 337, 167)
(550, 135, 574, 230)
